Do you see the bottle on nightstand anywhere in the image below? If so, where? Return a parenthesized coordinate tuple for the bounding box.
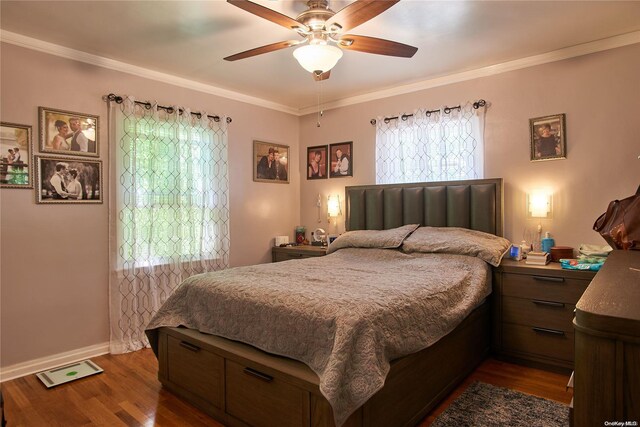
(541, 232, 555, 253)
(519, 240, 531, 259)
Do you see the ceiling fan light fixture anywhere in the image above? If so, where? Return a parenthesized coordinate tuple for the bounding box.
(293, 44, 343, 74)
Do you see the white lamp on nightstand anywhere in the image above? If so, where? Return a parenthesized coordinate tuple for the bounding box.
(528, 189, 553, 219)
(327, 194, 341, 223)
(527, 189, 553, 251)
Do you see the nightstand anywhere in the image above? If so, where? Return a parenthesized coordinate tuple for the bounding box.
(271, 245, 327, 262)
(493, 259, 597, 372)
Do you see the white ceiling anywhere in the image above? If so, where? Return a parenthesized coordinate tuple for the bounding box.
(2, 1, 640, 113)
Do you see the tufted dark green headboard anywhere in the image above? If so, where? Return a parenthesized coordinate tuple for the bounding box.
(345, 178, 504, 236)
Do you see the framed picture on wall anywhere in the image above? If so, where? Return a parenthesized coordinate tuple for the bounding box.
(329, 141, 353, 178)
(35, 155, 103, 204)
(1, 122, 33, 188)
(529, 113, 566, 162)
(306, 145, 328, 180)
(253, 140, 289, 183)
(39, 107, 99, 157)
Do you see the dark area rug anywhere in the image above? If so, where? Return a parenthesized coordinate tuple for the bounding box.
(431, 381, 569, 427)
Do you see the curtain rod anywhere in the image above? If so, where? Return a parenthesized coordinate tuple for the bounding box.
(103, 93, 232, 124)
(370, 99, 486, 125)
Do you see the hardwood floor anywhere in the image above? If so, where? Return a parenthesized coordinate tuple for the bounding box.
(2, 350, 572, 426)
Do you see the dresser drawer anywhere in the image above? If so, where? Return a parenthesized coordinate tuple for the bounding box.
(502, 323, 574, 362)
(167, 335, 224, 409)
(502, 296, 576, 332)
(273, 251, 307, 262)
(502, 272, 588, 303)
(226, 360, 307, 427)
(272, 247, 327, 262)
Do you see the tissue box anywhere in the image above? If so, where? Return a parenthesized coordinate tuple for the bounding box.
(274, 236, 289, 246)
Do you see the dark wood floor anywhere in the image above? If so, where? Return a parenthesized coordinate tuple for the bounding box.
(1, 349, 572, 426)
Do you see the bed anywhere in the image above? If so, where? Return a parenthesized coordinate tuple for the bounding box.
(146, 178, 504, 427)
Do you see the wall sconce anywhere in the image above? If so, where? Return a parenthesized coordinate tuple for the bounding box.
(327, 194, 342, 223)
(527, 190, 553, 219)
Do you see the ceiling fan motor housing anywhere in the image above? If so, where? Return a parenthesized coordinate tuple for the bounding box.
(296, 0, 337, 33)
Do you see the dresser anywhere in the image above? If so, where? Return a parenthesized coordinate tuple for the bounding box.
(493, 259, 596, 372)
(573, 250, 640, 426)
(271, 245, 327, 262)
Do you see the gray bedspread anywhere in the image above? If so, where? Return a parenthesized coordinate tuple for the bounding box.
(146, 248, 491, 426)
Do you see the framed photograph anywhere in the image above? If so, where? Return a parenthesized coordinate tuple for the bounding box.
(530, 114, 566, 161)
(329, 141, 353, 178)
(39, 107, 99, 157)
(306, 145, 328, 180)
(1, 122, 33, 188)
(36, 155, 103, 204)
(253, 140, 289, 183)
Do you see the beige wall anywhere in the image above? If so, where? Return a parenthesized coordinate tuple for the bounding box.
(0, 43, 300, 367)
(2, 41, 639, 371)
(299, 43, 640, 250)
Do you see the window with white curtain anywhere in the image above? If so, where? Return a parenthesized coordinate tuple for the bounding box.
(108, 96, 230, 353)
(375, 101, 486, 184)
(119, 117, 226, 267)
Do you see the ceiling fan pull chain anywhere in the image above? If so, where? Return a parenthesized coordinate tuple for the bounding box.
(316, 77, 322, 127)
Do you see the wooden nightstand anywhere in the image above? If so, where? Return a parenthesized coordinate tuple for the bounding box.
(493, 259, 597, 372)
(271, 245, 327, 262)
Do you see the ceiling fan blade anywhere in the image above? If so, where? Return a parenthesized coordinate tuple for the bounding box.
(326, 0, 399, 33)
(313, 70, 331, 81)
(224, 40, 302, 61)
(227, 0, 307, 31)
(338, 34, 417, 58)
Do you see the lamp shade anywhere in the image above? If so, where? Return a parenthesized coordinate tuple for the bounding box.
(293, 44, 343, 74)
(327, 194, 341, 218)
(528, 190, 552, 218)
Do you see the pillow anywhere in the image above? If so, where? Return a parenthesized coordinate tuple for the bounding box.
(401, 226, 511, 267)
(326, 224, 420, 254)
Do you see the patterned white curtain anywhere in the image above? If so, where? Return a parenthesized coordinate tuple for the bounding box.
(375, 101, 486, 184)
(108, 96, 230, 354)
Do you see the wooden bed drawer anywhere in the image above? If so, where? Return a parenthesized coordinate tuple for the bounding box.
(501, 272, 588, 303)
(502, 323, 574, 362)
(502, 296, 576, 332)
(226, 359, 307, 427)
(167, 335, 224, 409)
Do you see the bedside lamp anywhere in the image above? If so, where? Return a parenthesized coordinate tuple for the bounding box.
(327, 194, 342, 224)
(527, 189, 553, 251)
(528, 190, 553, 219)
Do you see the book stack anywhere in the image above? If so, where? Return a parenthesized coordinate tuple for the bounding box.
(526, 251, 550, 265)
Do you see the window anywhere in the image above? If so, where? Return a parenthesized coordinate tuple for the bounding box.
(375, 102, 486, 184)
(114, 102, 229, 269)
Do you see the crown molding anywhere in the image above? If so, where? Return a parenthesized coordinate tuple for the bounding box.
(297, 30, 640, 115)
(0, 30, 300, 116)
(2, 29, 639, 117)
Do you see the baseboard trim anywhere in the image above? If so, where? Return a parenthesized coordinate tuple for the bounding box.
(0, 342, 110, 383)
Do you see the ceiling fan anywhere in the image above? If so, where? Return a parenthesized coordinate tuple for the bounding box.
(224, 0, 418, 80)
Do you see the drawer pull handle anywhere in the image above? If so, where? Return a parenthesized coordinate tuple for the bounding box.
(532, 327, 565, 336)
(532, 300, 565, 308)
(243, 367, 273, 383)
(532, 275, 565, 283)
(179, 341, 201, 352)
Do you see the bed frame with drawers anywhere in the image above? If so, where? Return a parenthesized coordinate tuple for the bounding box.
(151, 178, 504, 426)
